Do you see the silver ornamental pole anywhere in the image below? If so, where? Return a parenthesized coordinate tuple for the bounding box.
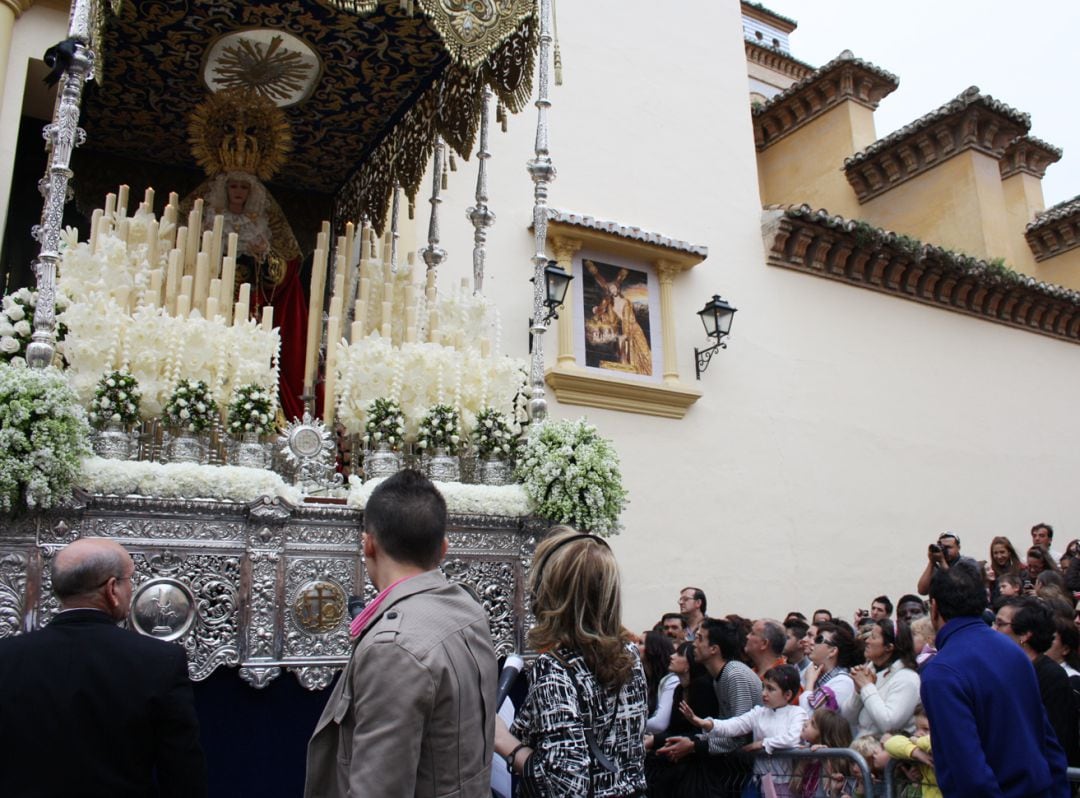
(421, 139, 447, 274)
(467, 88, 495, 295)
(526, 0, 555, 422)
(28, 1, 98, 369)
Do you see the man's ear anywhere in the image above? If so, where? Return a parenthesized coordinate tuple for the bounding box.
(362, 531, 376, 559)
(439, 537, 449, 561)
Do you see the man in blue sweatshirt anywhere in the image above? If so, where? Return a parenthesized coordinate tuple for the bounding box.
(922, 559, 1068, 798)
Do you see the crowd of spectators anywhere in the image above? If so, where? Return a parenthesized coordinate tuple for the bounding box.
(632, 523, 1079, 797)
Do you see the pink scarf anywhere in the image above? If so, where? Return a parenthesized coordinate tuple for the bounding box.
(349, 574, 414, 639)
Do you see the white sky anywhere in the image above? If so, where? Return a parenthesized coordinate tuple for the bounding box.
(758, 0, 1079, 207)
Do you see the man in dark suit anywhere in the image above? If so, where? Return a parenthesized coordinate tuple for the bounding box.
(0, 537, 207, 798)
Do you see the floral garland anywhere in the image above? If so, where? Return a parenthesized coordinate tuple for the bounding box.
(163, 379, 218, 433)
(80, 456, 301, 504)
(227, 383, 277, 436)
(363, 397, 406, 451)
(0, 364, 90, 513)
(417, 404, 463, 455)
(473, 407, 518, 459)
(515, 418, 627, 536)
(347, 475, 529, 517)
(89, 370, 141, 427)
(0, 288, 68, 366)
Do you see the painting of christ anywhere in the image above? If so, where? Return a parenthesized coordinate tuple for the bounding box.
(581, 258, 653, 376)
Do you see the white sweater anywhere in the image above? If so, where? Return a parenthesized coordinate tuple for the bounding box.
(852, 660, 920, 737)
(705, 704, 808, 776)
(645, 673, 679, 734)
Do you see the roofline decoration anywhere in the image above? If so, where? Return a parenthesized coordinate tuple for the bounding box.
(740, 1, 797, 32)
(752, 51, 899, 151)
(764, 205, 1080, 344)
(545, 209, 709, 259)
(1000, 135, 1062, 180)
(745, 40, 814, 83)
(1026, 195, 1080, 262)
(844, 87, 1030, 203)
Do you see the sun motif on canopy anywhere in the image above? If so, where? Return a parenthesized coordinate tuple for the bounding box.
(203, 30, 322, 108)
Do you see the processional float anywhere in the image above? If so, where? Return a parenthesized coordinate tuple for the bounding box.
(0, 0, 578, 690)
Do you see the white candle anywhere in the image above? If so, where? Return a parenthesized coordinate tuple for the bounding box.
(351, 320, 364, 342)
(117, 185, 129, 218)
(117, 218, 130, 245)
(323, 315, 341, 424)
(176, 293, 191, 318)
(165, 250, 181, 313)
(210, 214, 224, 276)
(175, 228, 188, 277)
(233, 301, 246, 326)
(303, 249, 328, 393)
(149, 269, 163, 303)
(104, 192, 116, 221)
(143, 187, 155, 213)
(219, 255, 236, 324)
(205, 296, 219, 322)
(227, 232, 238, 262)
(193, 252, 210, 314)
(185, 208, 200, 271)
(405, 325, 416, 343)
(381, 300, 392, 331)
(179, 274, 194, 299)
(146, 219, 159, 270)
(261, 305, 273, 331)
(237, 283, 251, 321)
(89, 209, 103, 254)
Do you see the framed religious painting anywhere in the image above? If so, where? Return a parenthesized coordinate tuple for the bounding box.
(544, 210, 707, 419)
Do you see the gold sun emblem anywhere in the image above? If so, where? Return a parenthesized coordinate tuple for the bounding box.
(211, 35, 315, 104)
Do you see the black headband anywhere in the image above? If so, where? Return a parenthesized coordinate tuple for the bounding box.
(531, 533, 610, 598)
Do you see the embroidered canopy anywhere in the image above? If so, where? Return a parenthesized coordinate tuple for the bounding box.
(78, 0, 537, 231)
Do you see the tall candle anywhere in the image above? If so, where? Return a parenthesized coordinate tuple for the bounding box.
(205, 296, 219, 322)
(428, 309, 438, 343)
(405, 326, 416, 343)
(219, 256, 236, 324)
(351, 320, 364, 342)
(175, 293, 191, 319)
(329, 296, 344, 321)
(104, 192, 116, 221)
(208, 279, 221, 311)
(117, 218, 130, 244)
(201, 230, 213, 258)
(381, 300, 392, 329)
(193, 252, 210, 314)
(185, 209, 200, 271)
(355, 298, 367, 335)
(149, 269, 163, 302)
(261, 305, 273, 331)
(179, 274, 194, 301)
(143, 187, 155, 213)
(146, 219, 159, 270)
(168, 191, 179, 208)
(323, 316, 341, 423)
(175, 228, 188, 278)
(117, 185, 129, 218)
(89, 209, 103, 254)
(210, 214, 224, 276)
(303, 248, 328, 393)
(165, 250, 180, 313)
(404, 306, 416, 330)
(227, 232, 238, 262)
(233, 302, 247, 326)
(237, 283, 251, 321)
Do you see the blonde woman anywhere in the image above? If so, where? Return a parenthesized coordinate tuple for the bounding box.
(495, 527, 647, 797)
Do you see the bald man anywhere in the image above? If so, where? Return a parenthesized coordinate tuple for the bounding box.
(0, 538, 206, 798)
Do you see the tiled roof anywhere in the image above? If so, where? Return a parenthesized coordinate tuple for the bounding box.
(546, 209, 708, 258)
(741, 1, 798, 29)
(753, 50, 898, 118)
(1029, 194, 1080, 231)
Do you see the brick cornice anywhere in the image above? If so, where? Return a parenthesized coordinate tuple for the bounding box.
(1000, 135, 1061, 180)
(745, 40, 814, 83)
(752, 51, 898, 151)
(763, 205, 1080, 343)
(844, 87, 1030, 203)
(1026, 196, 1080, 262)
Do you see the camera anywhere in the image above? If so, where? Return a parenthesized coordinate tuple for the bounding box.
(928, 543, 941, 554)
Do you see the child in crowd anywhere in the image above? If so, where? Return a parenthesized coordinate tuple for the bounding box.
(909, 617, 937, 669)
(682, 665, 807, 796)
(998, 572, 1022, 598)
(841, 735, 889, 798)
(793, 708, 853, 798)
(883, 706, 939, 798)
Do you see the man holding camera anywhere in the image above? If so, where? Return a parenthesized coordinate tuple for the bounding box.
(917, 532, 962, 595)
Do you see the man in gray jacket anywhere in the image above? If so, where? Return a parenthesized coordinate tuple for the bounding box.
(304, 469, 498, 798)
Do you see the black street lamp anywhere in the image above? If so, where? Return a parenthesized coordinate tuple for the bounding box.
(694, 294, 737, 379)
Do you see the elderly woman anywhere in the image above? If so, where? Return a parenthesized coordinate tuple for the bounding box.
(851, 620, 921, 737)
(495, 527, 647, 797)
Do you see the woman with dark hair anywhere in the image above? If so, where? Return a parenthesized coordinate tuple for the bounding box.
(645, 642, 720, 798)
(495, 527, 647, 797)
(1048, 614, 1080, 678)
(799, 621, 861, 732)
(1035, 571, 1076, 620)
(642, 632, 678, 734)
(986, 536, 1023, 601)
(851, 620, 921, 737)
(1026, 546, 1061, 585)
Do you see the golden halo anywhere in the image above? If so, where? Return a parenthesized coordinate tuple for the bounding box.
(188, 87, 292, 181)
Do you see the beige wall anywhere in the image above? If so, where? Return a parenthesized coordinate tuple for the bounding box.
(859, 150, 1012, 261)
(757, 101, 875, 219)
(412, 0, 1080, 630)
(1001, 172, 1044, 274)
(1035, 248, 1080, 289)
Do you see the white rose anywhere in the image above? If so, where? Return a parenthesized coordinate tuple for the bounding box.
(5, 305, 24, 321)
(179, 408, 190, 419)
(13, 320, 31, 336)
(0, 322, 12, 337)
(0, 336, 19, 354)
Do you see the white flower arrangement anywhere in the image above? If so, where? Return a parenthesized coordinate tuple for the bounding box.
(88, 370, 141, 428)
(227, 383, 277, 436)
(335, 338, 526, 438)
(80, 456, 301, 504)
(515, 418, 628, 536)
(363, 397, 406, 451)
(163, 379, 218, 434)
(416, 404, 462, 455)
(0, 288, 69, 366)
(347, 475, 529, 517)
(0, 364, 90, 513)
(58, 226, 279, 418)
(473, 407, 518, 460)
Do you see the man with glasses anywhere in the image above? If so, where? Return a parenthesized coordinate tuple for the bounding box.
(916, 532, 963, 595)
(677, 586, 707, 641)
(0, 537, 207, 797)
(922, 560, 1067, 797)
